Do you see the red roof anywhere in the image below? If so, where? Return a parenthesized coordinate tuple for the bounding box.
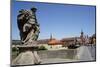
(48, 39, 63, 45)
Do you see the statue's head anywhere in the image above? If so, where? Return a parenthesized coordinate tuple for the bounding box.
(31, 7, 37, 12)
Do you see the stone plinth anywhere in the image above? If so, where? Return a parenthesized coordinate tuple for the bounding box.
(12, 44, 41, 66)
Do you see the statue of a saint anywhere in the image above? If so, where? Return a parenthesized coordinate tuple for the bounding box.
(17, 7, 40, 45)
(13, 7, 41, 65)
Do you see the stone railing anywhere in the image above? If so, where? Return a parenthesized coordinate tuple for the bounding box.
(37, 49, 77, 59)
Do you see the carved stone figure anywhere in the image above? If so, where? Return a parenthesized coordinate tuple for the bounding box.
(13, 7, 41, 65)
(17, 7, 40, 45)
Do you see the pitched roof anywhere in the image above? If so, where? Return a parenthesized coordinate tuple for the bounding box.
(48, 39, 62, 45)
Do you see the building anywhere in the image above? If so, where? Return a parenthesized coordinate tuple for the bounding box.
(37, 34, 65, 49)
(61, 37, 77, 47)
(89, 33, 96, 44)
(12, 31, 96, 49)
(48, 34, 64, 49)
(80, 30, 86, 45)
(48, 38, 63, 49)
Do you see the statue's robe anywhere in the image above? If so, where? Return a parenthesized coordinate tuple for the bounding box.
(17, 13, 27, 42)
(17, 10, 40, 44)
(13, 8, 41, 65)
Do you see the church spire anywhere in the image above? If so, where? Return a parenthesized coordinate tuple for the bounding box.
(81, 29, 83, 35)
(50, 33, 52, 41)
(80, 29, 84, 38)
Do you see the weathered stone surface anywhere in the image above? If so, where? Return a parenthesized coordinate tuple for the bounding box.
(75, 46, 93, 61)
(17, 7, 40, 44)
(87, 45, 96, 60)
(12, 7, 41, 66)
(38, 49, 77, 59)
(12, 51, 41, 65)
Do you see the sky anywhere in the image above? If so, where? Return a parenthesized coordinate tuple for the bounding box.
(11, 0, 96, 40)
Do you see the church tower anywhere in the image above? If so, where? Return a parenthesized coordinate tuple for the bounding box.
(80, 29, 84, 45)
(80, 29, 84, 38)
(50, 33, 53, 41)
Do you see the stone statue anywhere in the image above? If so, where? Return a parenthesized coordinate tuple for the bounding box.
(17, 7, 40, 45)
(13, 7, 41, 65)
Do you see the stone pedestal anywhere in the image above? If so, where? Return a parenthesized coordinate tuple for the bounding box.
(14, 7, 41, 66)
(12, 44, 41, 66)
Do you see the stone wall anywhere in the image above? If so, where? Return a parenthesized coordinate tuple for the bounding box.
(37, 49, 77, 59)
